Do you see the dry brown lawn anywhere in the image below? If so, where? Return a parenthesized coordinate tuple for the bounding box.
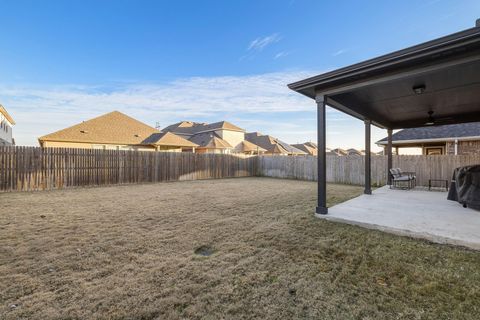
(1, 177, 479, 319)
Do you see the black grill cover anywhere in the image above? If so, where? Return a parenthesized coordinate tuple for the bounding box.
(447, 165, 480, 210)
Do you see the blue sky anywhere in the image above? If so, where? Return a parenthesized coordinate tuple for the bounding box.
(1, 0, 479, 148)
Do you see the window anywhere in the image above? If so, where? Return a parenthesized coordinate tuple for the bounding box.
(425, 147, 444, 155)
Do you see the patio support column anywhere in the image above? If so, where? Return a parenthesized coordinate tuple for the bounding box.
(387, 129, 393, 185)
(364, 119, 372, 195)
(315, 94, 328, 214)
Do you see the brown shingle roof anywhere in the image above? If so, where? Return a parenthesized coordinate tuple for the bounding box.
(38, 111, 161, 145)
(140, 132, 198, 147)
(204, 121, 245, 132)
(163, 120, 245, 135)
(292, 143, 317, 156)
(304, 142, 317, 148)
(236, 140, 267, 153)
(188, 132, 232, 149)
(245, 132, 307, 155)
(162, 121, 204, 135)
(0, 104, 15, 125)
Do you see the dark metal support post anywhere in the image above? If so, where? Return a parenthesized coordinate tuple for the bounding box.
(316, 94, 328, 214)
(387, 129, 393, 185)
(364, 120, 372, 195)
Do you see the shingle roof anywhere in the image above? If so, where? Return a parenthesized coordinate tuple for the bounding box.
(332, 148, 348, 156)
(270, 144, 289, 154)
(245, 132, 307, 155)
(292, 143, 317, 156)
(163, 120, 245, 135)
(162, 121, 206, 135)
(140, 132, 198, 147)
(347, 148, 362, 156)
(188, 132, 232, 149)
(0, 104, 15, 125)
(39, 111, 160, 145)
(377, 122, 480, 144)
(204, 121, 245, 132)
(236, 140, 267, 153)
(304, 142, 317, 148)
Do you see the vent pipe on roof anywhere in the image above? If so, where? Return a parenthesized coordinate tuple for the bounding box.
(477, 19, 480, 28)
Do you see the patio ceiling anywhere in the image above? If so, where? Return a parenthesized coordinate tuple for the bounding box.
(289, 24, 480, 129)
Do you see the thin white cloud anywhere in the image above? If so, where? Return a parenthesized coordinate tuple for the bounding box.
(274, 51, 290, 59)
(332, 49, 348, 57)
(1, 69, 386, 150)
(248, 33, 282, 51)
(0, 70, 323, 146)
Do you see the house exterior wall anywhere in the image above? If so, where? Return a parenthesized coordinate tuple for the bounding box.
(446, 141, 455, 155)
(195, 148, 229, 154)
(0, 114, 13, 146)
(215, 130, 244, 151)
(40, 140, 156, 152)
(446, 140, 480, 155)
(157, 146, 184, 152)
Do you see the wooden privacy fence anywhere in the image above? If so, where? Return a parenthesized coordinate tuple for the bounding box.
(0, 146, 257, 192)
(257, 154, 480, 187)
(2, 146, 480, 192)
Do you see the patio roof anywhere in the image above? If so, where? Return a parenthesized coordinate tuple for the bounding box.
(289, 23, 480, 130)
(289, 21, 480, 215)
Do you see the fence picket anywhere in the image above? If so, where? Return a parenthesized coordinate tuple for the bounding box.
(257, 154, 480, 187)
(0, 147, 257, 192)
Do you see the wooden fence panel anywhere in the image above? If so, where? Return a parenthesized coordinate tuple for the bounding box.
(257, 154, 480, 186)
(0, 147, 257, 192)
(3, 147, 480, 192)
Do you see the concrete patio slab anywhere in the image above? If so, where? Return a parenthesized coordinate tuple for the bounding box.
(318, 186, 480, 250)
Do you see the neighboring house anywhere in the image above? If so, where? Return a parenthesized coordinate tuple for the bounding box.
(163, 120, 265, 154)
(0, 104, 15, 146)
(245, 132, 307, 155)
(331, 148, 348, 156)
(292, 142, 318, 156)
(327, 147, 375, 156)
(376, 122, 480, 155)
(347, 148, 363, 156)
(188, 132, 233, 154)
(235, 140, 267, 155)
(38, 111, 198, 152)
(326, 148, 338, 156)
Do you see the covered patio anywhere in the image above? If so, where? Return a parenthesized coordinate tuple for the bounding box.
(323, 186, 480, 249)
(289, 21, 480, 243)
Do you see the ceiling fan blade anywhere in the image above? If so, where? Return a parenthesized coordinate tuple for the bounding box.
(433, 117, 455, 124)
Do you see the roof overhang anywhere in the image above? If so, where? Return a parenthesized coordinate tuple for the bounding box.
(289, 25, 480, 130)
(0, 105, 15, 125)
(376, 135, 480, 146)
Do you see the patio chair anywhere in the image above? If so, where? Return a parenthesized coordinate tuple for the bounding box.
(389, 168, 416, 189)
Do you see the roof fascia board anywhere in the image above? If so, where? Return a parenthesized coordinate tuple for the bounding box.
(376, 135, 480, 145)
(0, 107, 15, 125)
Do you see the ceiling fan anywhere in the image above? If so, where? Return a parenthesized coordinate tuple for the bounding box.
(424, 110, 454, 126)
(425, 111, 435, 125)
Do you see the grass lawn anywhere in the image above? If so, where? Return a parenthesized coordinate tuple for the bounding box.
(1, 177, 479, 319)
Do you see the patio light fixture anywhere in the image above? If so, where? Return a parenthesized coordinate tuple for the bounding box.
(413, 84, 426, 94)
